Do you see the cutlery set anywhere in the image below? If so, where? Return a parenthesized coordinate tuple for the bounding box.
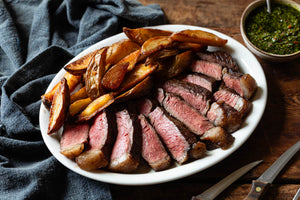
(192, 141, 300, 200)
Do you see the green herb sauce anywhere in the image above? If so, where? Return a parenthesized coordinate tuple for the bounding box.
(245, 3, 300, 55)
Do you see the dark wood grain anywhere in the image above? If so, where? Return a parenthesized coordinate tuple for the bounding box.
(111, 0, 300, 199)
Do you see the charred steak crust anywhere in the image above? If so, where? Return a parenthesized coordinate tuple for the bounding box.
(162, 79, 212, 115)
(179, 73, 218, 92)
(207, 102, 243, 133)
(196, 50, 239, 72)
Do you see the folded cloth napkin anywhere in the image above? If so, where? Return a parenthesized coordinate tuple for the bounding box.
(0, 0, 166, 199)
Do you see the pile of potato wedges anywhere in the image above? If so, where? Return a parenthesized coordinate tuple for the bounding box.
(41, 27, 228, 135)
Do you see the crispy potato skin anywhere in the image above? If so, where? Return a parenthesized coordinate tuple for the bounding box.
(69, 97, 92, 116)
(41, 72, 81, 108)
(123, 27, 172, 45)
(76, 93, 114, 122)
(141, 36, 173, 58)
(171, 29, 227, 47)
(115, 76, 153, 103)
(47, 78, 70, 135)
(85, 47, 108, 100)
(64, 49, 98, 75)
(106, 39, 140, 66)
(70, 86, 88, 104)
(101, 62, 129, 91)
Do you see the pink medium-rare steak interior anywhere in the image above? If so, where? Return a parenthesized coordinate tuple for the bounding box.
(138, 114, 171, 171)
(179, 73, 216, 92)
(88, 111, 109, 151)
(162, 79, 211, 115)
(110, 109, 133, 160)
(190, 60, 223, 80)
(162, 93, 214, 135)
(60, 122, 89, 150)
(149, 107, 189, 164)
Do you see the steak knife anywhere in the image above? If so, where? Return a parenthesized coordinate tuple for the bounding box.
(191, 160, 263, 200)
(244, 140, 300, 200)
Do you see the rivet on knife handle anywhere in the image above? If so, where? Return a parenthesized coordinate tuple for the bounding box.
(245, 180, 270, 200)
(244, 141, 300, 200)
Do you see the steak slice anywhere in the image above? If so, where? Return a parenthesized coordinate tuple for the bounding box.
(138, 114, 171, 171)
(190, 60, 223, 80)
(179, 73, 217, 92)
(60, 122, 89, 159)
(207, 102, 243, 133)
(162, 79, 211, 115)
(149, 107, 206, 164)
(154, 87, 165, 105)
(213, 88, 252, 116)
(200, 127, 234, 150)
(109, 108, 141, 173)
(76, 109, 116, 171)
(222, 72, 257, 100)
(162, 93, 214, 136)
(137, 98, 156, 117)
(196, 50, 239, 72)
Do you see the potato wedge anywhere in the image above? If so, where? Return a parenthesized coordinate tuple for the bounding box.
(70, 86, 88, 104)
(76, 93, 114, 122)
(115, 76, 154, 103)
(101, 62, 129, 91)
(141, 36, 173, 58)
(106, 39, 140, 66)
(145, 49, 179, 66)
(118, 49, 141, 71)
(116, 62, 158, 95)
(64, 49, 98, 75)
(171, 29, 227, 47)
(155, 51, 194, 80)
(69, 97, 93, 116)
(47, 78, 70, 135)
(167, 50, 194, 79)
(41, 72, 81, 108)
(123, 27, 173, 45)
(178, 42, 207, 52)
(85, 47, 107, 100)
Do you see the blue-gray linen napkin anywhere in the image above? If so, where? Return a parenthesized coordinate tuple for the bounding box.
(0, 0, 166, 199)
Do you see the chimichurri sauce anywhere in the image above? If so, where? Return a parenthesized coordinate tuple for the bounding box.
(245, 4, 300, 55)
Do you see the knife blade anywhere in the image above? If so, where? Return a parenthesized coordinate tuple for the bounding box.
(244, 140, 300, 200)
(191, 160, 263, 200)
(292, 188, 300, 200)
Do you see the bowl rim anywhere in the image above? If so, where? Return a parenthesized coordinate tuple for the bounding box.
(240, 0, 300, 58)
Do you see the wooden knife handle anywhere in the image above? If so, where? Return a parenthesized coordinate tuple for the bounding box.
(244, 180, 270, 200)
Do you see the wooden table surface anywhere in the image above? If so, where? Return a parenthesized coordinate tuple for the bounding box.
(110, 0, 300, 199)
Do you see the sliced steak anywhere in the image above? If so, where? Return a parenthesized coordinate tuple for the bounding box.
(179, 73, 217, 92)
(207, 102, 243, 133)
(138, 114, 171, 171)
(190, 60, 223, 80)
(149, 107, 206, 164)
(162, 93, 214, 136)
(109, 108, 141, 173)
(162, 79, 211, 115)
(196, 50, 239, 72)
(200, 127, 234, 150)
(76, 110, 116, 171)
(154, 87, 165, 105)
(136, 98, 156, 117)
(222, 72, 257, 100)
(60, 122, 89, 159)
(213, 88, 252, 116)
